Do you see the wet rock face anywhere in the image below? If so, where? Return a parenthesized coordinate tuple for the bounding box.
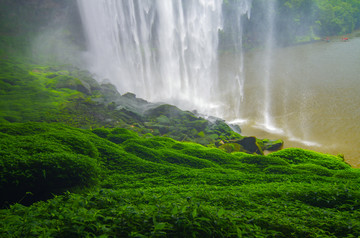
(236, 137, 263, 154)
(262, 139, 284, 151)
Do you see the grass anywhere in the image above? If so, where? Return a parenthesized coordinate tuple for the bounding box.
(0, 122, 359, 237)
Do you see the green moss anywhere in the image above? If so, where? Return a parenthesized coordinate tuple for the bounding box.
(1, 122, 360, 237)
(93, 140, 173, 174)
(264, 165, 307, 175)
(219, 143, 243, 153)
(197, 131, 205, 138)
(123, 136, 176, 150)
(239, 155, 289, 169)
(156, 115, 171, 125)
(293, 164, 334, 177)
(269, 148, 351, 170)
(181, 147, 238, 165)
(92, 128, 111, 138)
(0, 123, 102, 206)
(334, 169, 360, 179)
(159, 149, 219, 169)
(123, 141, 165, 164)
(107, 134, 137, 144)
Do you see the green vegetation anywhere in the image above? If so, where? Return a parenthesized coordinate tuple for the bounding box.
(1, 122, 360, 237)
(1, 1, 360, 237)
(223, 0, 360, 50)
(0, 58, 281, 153)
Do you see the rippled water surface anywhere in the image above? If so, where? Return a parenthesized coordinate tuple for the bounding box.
(224, 36, 360, 167)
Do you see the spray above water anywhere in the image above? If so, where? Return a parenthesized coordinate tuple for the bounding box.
(76, 0, 252, 115)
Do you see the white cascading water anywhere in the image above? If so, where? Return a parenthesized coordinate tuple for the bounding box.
(260, 0, 282, 133)
(76, 0, 252, 116)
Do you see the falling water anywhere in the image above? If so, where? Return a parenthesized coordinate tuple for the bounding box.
(261, 0, 281, 133)
(76, 0, 252, 115)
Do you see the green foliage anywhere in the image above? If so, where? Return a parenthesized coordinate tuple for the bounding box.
(92, 127, 110, 138)
(181, 147, 238, 165)
(293, 164, 334, 177)
(239, 155, 290, 168)
(334, 169, 360, 179)
(316, 0, 360, 36)
(0, 126, 101, 205)
(269, 148, 351, 170)
(264, 165, 306, 175)
(0, 122, 360, 237)
(1, 2, 360, 236)
(240, 0, 360, 49)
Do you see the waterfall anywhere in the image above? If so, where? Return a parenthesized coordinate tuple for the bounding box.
(260, 0, 283, 133)
(76, 0, 252, 115)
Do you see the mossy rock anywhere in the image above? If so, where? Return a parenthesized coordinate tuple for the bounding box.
(70, 70, 101, 91)
(207, 119, 234, 136)
(100, 83, 121, 100)
(219, 143, 242, 153)
(228, 137, 263, 155)
(50, 75, 92, 95)
(144, 104, 197, 121)
(261, 139, 284, 151)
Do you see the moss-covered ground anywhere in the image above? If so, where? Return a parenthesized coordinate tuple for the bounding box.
(1, 121, 360, 237)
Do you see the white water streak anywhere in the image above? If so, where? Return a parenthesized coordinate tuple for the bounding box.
(262, 0, 278, 131)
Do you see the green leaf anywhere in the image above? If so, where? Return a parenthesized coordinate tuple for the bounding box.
(154, 222, 166, 231)
(171, 206, 178, 216)
(218, 207, 225, 217)
(192, 208, 198, 218)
